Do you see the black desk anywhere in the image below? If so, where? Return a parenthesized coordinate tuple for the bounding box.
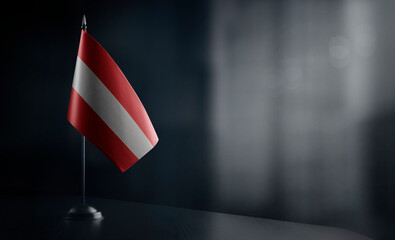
(0, 196, 371, 240)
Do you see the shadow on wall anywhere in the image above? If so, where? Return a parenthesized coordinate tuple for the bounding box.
(366, 110, 395, 239)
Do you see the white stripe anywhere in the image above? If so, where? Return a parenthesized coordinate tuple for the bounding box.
(72, 57, 153, 159)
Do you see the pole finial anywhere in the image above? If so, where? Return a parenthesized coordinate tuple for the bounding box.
(82, 14, 87, 30)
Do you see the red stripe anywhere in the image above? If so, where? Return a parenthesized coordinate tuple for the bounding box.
(77, 30, 158, 147)
(67, 88, 139, 172)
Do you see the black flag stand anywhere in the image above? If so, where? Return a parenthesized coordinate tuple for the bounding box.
(64, 15, 103, 221)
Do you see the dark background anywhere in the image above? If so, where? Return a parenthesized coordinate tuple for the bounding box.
(1, 0, 395, 239)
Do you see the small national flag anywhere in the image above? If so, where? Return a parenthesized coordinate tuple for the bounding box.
(67, 29, 158, 172)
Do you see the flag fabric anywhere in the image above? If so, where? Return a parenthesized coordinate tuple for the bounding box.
(67, 30, 158, 172)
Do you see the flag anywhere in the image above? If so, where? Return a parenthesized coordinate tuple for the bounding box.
(67, 30, 158, 172)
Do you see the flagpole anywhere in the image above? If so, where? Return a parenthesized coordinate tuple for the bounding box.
(82, 135, 86, 206)
(81, 14, 87, 207)
(65, 14, 102, 220)
(81, 15, 86, 206)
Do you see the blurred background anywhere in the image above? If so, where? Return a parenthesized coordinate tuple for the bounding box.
(1, 0, 394, 239)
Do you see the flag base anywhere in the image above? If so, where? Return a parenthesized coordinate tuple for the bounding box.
(64, 204, 103, 220)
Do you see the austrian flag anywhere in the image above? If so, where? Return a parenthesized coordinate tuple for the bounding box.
(67, 29, 158, 172)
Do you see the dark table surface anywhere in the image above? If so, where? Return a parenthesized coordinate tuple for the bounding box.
(0, 195, 372, 240)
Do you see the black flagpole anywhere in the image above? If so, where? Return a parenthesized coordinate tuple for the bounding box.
(81, 15, 87, 207)
(82, 135, 86, 206)
(65, 15, 103, 220)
